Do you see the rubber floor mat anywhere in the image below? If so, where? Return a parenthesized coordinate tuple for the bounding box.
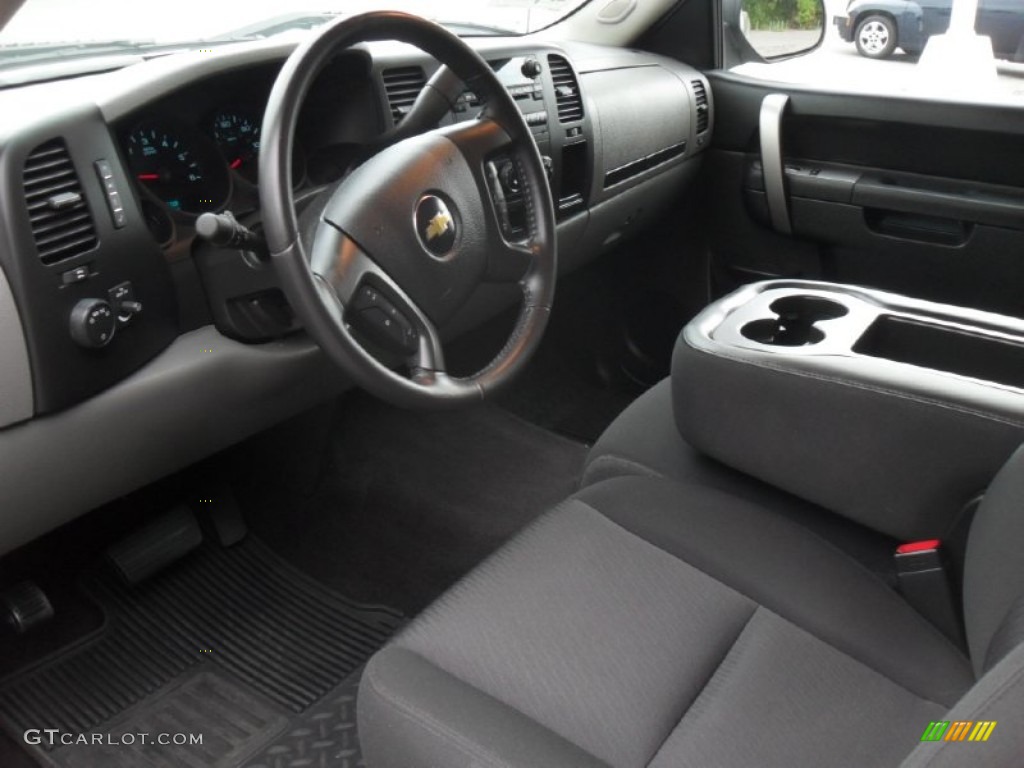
(0, 536, 403, 768)
(244, 672, 364, 768)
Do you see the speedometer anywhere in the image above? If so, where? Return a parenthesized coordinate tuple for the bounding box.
(211, 109, 261, 183)
(124, 120, 230, 214)
(210, 107, 306, 187)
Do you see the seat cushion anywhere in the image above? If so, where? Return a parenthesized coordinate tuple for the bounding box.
(582, 379, 701, 488)
(583, 379, 900, 582)
(358, 476, 973, 768)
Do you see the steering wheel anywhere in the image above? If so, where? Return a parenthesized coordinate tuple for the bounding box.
(259, 12, 557, 408)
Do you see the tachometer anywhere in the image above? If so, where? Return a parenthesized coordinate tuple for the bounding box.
(124, 120, 229, 214)
(211, 109, 262, 183)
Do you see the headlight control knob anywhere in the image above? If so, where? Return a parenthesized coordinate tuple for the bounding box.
(69, 298, 116, 349)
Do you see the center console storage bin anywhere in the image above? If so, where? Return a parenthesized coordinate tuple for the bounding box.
(674, 280, 1024, 540)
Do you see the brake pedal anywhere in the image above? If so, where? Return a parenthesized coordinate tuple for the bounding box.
(1, 581, 54, 635)
(107, 504, 203, 585)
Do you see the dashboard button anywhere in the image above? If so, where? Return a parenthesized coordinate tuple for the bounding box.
(108, 281, 142, 325)
(521, 58, 543, 79)
(94, 159, 127, 229)
(62, 265, 91, 285)
(109, 281, 134, 303)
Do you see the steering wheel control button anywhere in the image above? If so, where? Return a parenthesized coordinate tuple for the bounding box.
(94, 159, 127, 229)
(352, 285, 419, 355)
(415, 195, 457, 257)
(498, 162, 521, 195)
(69, 298, 116, 349)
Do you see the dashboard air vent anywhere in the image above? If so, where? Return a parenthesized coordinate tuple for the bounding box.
(547, 54, 583, 123)
(692, 79, 709, 133)
(382, 66, 426, 124)
(23, 139, 97, 265)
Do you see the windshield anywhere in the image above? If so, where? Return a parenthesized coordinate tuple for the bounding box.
(0, 0, 589, 49)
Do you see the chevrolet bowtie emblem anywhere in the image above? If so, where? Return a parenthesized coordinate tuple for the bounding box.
(415, 195, 457, 257)
(425, 211, 453, 242)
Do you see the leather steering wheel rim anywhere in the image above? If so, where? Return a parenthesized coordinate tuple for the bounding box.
(259, 12, 557, 408)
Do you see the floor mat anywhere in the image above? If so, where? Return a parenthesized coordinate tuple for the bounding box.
(0, 536, 403, 768)
(491, 338, 639, 443)
(447, 307, 640, 444)
(245, 672, 363, 768)
(234, 390, 588, 616)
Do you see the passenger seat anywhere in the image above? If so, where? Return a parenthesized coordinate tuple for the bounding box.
(357, 440, 1024, 767)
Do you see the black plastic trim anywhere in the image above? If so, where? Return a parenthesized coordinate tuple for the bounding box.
(0, 104, 179, 414)
(604, 140, 687, 188)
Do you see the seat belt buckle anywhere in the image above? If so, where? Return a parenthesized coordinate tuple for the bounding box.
(896, 539, 943, 568)
(895, 540, 963, 645)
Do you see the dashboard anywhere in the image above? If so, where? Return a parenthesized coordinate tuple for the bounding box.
(114, 54, 380, 259)
(0, 33, 712, 556)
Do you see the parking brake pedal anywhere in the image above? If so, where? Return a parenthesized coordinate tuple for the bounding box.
(1, 581, 54, 635)
(107, 505, 203, 585)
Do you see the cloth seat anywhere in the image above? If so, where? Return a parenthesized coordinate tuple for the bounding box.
(583, 378, 900, 582)
(359, 381, 1024, 767)
(358, 474, 980, 768)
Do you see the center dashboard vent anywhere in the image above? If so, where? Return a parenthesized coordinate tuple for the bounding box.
(547, 54, 583, 123)
(382, 66, 426, 125)
(692, 79, 709, 133)
(23, 138, 97, 265)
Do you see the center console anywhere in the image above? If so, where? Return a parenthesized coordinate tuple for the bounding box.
(449, 52, 592, 239)
(674, 280, 1024, 539)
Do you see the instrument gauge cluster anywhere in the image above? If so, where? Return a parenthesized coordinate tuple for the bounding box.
(121, 106, 306, 225)
(124, 120, 230, 215)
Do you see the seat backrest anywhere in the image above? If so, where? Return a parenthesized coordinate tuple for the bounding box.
(897, 447, 1024, 766)
(964, 443, 1024, 676)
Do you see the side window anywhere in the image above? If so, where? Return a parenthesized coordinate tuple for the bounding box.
(726, 0, 1024, 105)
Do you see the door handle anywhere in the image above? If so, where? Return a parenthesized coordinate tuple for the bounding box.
(759, 93, 791, 235)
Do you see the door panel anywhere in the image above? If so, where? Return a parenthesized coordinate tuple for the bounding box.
(921, 0, 952, 37)
(702, 72, 1024, 316)
(978, 0, 1024, 57)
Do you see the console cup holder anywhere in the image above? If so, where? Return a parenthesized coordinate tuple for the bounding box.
(741, 295, 849, 346)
